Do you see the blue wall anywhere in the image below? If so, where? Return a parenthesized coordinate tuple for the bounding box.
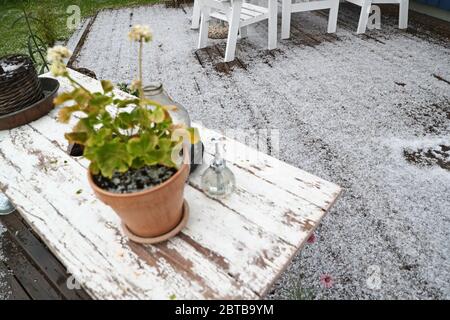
(415, 0, 450, 10)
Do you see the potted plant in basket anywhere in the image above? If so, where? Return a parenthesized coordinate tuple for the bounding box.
(49, 25, 198, 244)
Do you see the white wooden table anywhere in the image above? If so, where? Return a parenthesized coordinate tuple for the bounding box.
(0, 70, 342, 299)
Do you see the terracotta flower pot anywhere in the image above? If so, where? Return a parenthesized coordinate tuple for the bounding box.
(88, 155, 190, 241)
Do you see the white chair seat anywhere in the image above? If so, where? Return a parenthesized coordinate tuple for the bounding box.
(210, 2, 269, 27)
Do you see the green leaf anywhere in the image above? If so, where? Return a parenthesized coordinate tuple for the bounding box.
(131, 157, 145, 169)
(85, 127, 113, 147)
(158, 138, 177, 167)
(131, 107, 152, 128)
(101, 80, 114, 93)
(11, 15, 25, 28)
(90, 94, 112, 108)
(115, 99, 140, 108)
(73, 117, 98, 135)
(72, 88, 91, 108)
(142, 151, 161, 166)
(126, 132, 158, 158)
(99, 111, 113, 125)
(58, 105, 79, 123)
(85, 139, 133, 178)
(142, 137, 176, 167)
(64, 132, 88, 144)
(89, 162, 100, 175)
(157, 137, 174, 151)
(159, 153, 176, 168)
(151, 106, 165, 123)
(114, 112, 135, 130)
(53, 92, 74, 106)
(80, 93, 112, 117)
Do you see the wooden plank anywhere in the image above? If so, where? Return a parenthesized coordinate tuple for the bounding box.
(194, 45, 246, 73)
(0, 261, 31, 300)
(214, 44, 247, 71)
(0, 69, 341, 299)
(5, 274, 31, 300)
(0, 211, 90, 300)
(205, 46, 231, 73)
(1, 232, 63, 300)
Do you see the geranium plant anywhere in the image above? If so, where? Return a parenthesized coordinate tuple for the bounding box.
(49, 25, 196, 179)
(49, 25, 197, 242)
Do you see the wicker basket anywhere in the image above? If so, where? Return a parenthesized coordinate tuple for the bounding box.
(0, 54, 43, 116)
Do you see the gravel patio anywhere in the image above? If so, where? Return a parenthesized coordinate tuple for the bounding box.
(1, 1, 449, 299)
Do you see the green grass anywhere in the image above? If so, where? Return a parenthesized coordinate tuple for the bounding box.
(287, 285, 316, 300)
(0, 0, 160, 57)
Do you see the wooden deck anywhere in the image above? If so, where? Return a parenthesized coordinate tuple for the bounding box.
(0, 212, 90, 300)
(190, 3, 450, 75)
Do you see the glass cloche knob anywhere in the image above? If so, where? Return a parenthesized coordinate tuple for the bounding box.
(201, 138, 235, 198)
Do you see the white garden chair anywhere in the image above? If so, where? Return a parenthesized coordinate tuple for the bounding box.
(281, 0, 340, 39)
(346, 0, 409, 34)
(192, 0, 278, 62)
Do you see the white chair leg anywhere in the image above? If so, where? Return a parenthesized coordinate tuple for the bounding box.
(327, 0, 339, 33)
(198, 7, 210, 49)
(281, 0, 292, 39)
(268, 0, 277, 49)
(240, 26, 248, 39)
(357, 0, 372, 34)
(191, 0, 201, 30)
(399, 0, 409, 29)
(224, 0, 242, 62)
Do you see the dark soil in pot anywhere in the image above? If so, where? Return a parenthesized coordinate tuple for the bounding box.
(93, 165, 177, 194)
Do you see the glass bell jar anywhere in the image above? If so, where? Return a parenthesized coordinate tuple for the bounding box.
(143, 82, 203, 173)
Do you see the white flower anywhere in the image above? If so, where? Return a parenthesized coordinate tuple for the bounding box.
(128, 25, 152, 42)
(47, 46, 71, 77)
(47, 46, 72, 63)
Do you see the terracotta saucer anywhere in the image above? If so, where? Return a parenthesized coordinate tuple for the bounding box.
(121, 200, 190, 244)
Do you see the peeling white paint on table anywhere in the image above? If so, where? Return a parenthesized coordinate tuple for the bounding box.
(0, 70, 342, 299)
